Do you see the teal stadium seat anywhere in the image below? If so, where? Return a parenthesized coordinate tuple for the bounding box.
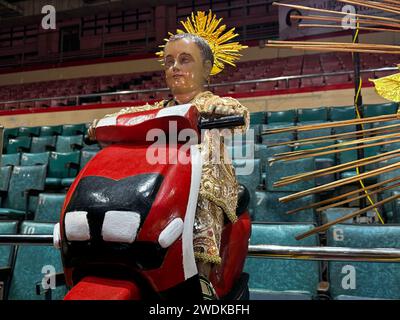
(40, 125, 62, 137)
(0, 221, 18, 299)
(18, 126, 40, 137)
(1, 153, 20, 166)
(35, 193, 65, 222)
(46, 152, 80, 188)
(253, 191, 316, 223)
(30, 136, 56, 153)
(249, 112, 266, 125)
(6, 136, 31, 154)
(297, 122, 332, 140)
(267, 110, 296, 124)
(80, 150, 98, 170)
(244, 223, 320, 299)
(3, 128, 18, 141)
(265, 158, 316, 192)
(61, 124, 86, 136)
(327, 224, 400, 299)
(0, 165, 46, 219)
(7, 221, 67, 300)
(298, 107, 328, 122)
(364, 102, 398, 118)
(261, 123, 295, 144)
(0, 166, 12, 198)
(20, 152, 50, 166)
(56, 135, 83, 153)
(320, 208, 356, 224)
(330, 106, 357, 135)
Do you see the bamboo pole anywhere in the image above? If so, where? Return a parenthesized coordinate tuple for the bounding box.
(272, 2, 400, 24)
(279, 162, 400, 203)
(291, 14, 400, 29)
(295, 193, 400, 240)
(266, 123, 400, 147)
(263, 114, 397, 134)
(316, 180, 400, 212)
(275, 150, 400, 187)
(268, 40, 400, 50)
(266, 43, 400, 54)
(286, 175, 400, 215)
(299, 24, 400, 34)
(337, 0, 400, 15)
(273, 131, 400, 160)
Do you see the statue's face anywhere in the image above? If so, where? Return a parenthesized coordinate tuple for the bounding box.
(163, 38, 210, 94)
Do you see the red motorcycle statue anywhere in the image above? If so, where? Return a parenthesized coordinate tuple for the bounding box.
(53, 104, 251, 300)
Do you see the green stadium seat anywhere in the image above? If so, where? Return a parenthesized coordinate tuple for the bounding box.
(3, 128, 18, 141)
(265, 158, 316, 192)
(297, 122, 332, 140)
(244, 223, 320, 299)
(249, 112, 266, 125)
(253, 191, 316, 223)
(364, 102, 398, 118)
(0, 221, 18, 299)
(35, 193, 65, 223)
(294, 143, 335, 161)
(267, 110, 296, 124)
(46, 152, 80, 189)
(40, 126, 62, 137)
(61, 124, 86, 136)
(298, 107, 328, 122)
(30, 136, 56, 153)
(0, 165, 47, 219)
(5, 137, 31, 154)
(6, 221, 67, 300)
(327, 224, 400, 299)
(80, 150, 98, 170)
(56, 135, 83, 153)
(330, 106, 355, 121)
(20, 152, 50, 166)
(1, 153, 20, 167)
(320, 208, 356, 224)
(0, 166, 12, 194)
(18, 127, 40, 137)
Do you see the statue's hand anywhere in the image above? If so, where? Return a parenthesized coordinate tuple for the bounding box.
(87, 119, 99, 141)
(207, 104, 239, 116)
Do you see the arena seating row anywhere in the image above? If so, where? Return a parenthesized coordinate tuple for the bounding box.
(0, 52, 397, 111)
(1, 103, 400, 299)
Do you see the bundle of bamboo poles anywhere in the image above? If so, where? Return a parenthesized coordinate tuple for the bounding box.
(269, 1, 400, 53)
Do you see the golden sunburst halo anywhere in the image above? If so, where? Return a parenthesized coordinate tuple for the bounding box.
(370, 69, 400, 103)
(156, 10, 247, 76)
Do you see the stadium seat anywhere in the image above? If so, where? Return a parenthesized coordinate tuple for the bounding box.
(18, 127, 40, 137)
(266, 110, 296, 124)
(0, 221, 18, 299)
(0, 165, 47, 219)
(244, 223, 320, 299)
(364, 103, 398, 118)
(261, 123, 295, 144)
(46, 152, 81, 189)
(249, 112, 266, 125)
(320, 208, 355, 224)
(30, 136, 56, 153)
(40, 126, 62, 137)
(3, 128, 18, 141)
(0, 166, 12, 194)
(61, 124, 86, 136)
(80, 150, 98, 170)
(253, 191, 316, 223)
(330, 106, 355, 121)
(265, 158, 315, 192)
(298, 108, 328, 122)
(6, 221, 67, 300)
(20, 152, 50, 166)
(55, 135, 83, 153)
(327, 224, 400, 299)
(297, 122, 332, 140)
(1, 153, 20, 167)
(35, 193, 65, 222)
(5, 137, 31, 154)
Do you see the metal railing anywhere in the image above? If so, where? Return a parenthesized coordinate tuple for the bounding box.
(0, 66, 397, 107)
(1, 234, 400, 262)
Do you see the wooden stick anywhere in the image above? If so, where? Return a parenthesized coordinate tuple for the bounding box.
(316, 180, 400, 212)
(266, 43, 400, 54)
(272, 2, 400, 24)
(276, 150, 400, 187)
(263, 114, 397, 134)
(270, 137, 400, 163)
(266, 123, 400, 147)
(337, 0, 400, 15)
(299, 24, 400, 34)
(279, 162, 400, 203)
(382, 0, 400, 5)
(268, 40, 400, 50)
(287, 175, 400, 215)
(273, 132, 400, 159)
(295, 193, 400, 240)
(291, 14, 400, 29)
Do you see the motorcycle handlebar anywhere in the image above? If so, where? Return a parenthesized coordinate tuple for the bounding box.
(84, 115, 245, 144)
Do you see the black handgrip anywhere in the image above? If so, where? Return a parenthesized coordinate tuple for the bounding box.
(199, 115, 245, 130)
